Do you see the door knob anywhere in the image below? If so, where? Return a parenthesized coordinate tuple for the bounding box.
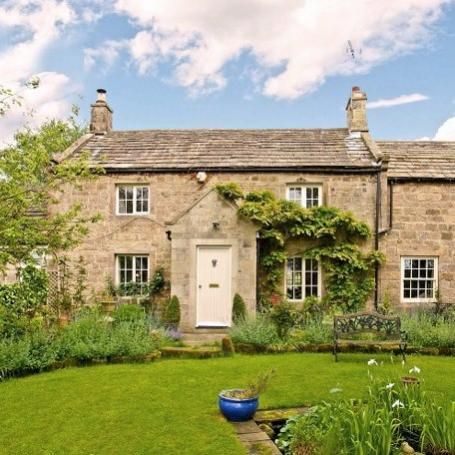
(198, 285, 202, 289)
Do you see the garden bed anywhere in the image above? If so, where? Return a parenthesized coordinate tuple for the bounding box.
(233, 342, 455, 356)
(160, 346, 222, 359)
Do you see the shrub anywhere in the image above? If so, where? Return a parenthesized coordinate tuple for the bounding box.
(232, 293, 247, 323)
(302, 296, 325, 324)
(401, 311, 455, 349)
(57, 308, 111, 361)
(163, 296, 181, 328)
(270, 302, 295, 340)
(57, 308, 161, 361)
(221, 337, 235, 356)
(0, 325, 58, 379)
(229, 315, 279, 347)
(0, 265, 48, 338)
(289, 322, 332, 345)
(108, 321, 159, 358)
(112, 304, 145, 323)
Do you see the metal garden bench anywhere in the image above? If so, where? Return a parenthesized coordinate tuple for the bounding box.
(333, 311, 407, 362)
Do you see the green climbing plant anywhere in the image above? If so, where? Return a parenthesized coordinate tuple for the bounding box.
(215, 183, 383, 313)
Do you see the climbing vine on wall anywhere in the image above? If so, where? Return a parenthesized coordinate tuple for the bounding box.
(215, 182, 383, 313)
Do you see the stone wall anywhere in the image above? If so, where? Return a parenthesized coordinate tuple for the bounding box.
(379, 181, 455, 309)
(51, 171, 378, 298)
(46, 170, 385, 331)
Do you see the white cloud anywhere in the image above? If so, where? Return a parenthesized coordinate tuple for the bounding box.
(0, 0, 88, 144)
(0, 72, 78, 146)
(0, 0, 76, 83)
(368, 93, 429, 109)
(84, 40, 128, 71)
(82, 0, 453, 98)
(433, 117, 455, 140)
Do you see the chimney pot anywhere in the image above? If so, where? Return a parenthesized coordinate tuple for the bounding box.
(96, 88, 107, 102)
(90, 88, 113, 134)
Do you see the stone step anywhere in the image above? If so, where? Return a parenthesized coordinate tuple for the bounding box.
(181, 332, 228, 345)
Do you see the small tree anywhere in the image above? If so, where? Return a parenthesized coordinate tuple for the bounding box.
(163, 295, 181, 329)
(232, 293, 247, 323)
(0, 113, 101, 272)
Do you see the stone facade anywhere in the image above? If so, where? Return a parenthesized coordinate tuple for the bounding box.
(23, 86, 455, 333)
(51, 170, 380, 330)
(379, 181, 455, 309)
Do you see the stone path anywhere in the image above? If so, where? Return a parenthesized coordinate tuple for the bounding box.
(231, 420, 281, 455)
(231, 407, 309, 455)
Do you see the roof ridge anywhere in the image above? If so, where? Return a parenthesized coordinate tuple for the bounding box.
(377, 139, 455, 144)
(106, 127, 349, 133)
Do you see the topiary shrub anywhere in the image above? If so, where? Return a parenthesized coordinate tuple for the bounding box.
(221, 336, 235, 356)
(232, 293, 247, 324)
(163, 295, 181, 329)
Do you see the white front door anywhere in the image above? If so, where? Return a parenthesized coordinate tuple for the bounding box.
(196, 246, 232, 327)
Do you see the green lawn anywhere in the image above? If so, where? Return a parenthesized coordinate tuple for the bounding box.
(1, 353, 455, 455)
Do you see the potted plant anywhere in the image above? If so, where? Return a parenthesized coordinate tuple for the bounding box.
(401, 366, 421, 387)
(219, 370, 274, 422)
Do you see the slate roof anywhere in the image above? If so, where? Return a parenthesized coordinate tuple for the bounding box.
(69, 128, 377, 171)
(378, 141, 455, 180)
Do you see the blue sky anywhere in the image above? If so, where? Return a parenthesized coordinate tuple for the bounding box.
(1, 0, 455, 143)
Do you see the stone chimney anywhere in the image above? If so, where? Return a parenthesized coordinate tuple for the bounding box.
(346, 86, 368, 133)
(90, 89, 113, 134)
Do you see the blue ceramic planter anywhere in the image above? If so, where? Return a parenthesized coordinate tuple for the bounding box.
(219, 390, 258, 422)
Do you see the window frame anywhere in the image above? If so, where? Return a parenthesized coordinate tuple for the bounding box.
(286, 185, 323, 208)
(116, 185, 150, 216)
(285, 256, 321, 302)
(115, 254, 150, 290)
(400, 256, 438, 304)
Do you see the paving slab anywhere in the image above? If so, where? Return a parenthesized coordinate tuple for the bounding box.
(254, 406, 309, 423)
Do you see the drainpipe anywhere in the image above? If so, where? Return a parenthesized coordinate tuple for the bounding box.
(374, 166, 381, 311)
(379, 181, 393, 235)
(256, 233, 260, 310)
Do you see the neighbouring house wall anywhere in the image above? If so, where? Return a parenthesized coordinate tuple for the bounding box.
(51, 171, 378, 295)
(379, 182, 455, 309)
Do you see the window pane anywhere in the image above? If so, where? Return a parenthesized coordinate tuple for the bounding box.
(287, 287, 293, 299)
(126, 256, 133, 269)
(127, 200, 134, 213)
(402, 257, 437, 301)
(286, 257, 303, 300)
(118, 201, 127, 214)
(288, 187, 302, 205)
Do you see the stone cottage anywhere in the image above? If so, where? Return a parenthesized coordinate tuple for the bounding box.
(53, 87, 455, 334)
